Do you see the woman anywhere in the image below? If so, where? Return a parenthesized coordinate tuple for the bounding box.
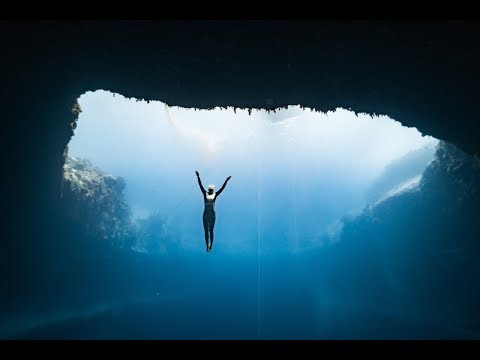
(195, 171, 231, 252)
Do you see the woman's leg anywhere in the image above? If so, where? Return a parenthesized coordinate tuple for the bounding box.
(208, 216, 216, 250)
(203, 213, 209, 252)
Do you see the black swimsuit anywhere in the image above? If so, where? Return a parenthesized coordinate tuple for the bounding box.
(203, 192, 216, 223)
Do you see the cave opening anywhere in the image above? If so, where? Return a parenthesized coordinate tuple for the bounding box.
(64, 90, 438, 256)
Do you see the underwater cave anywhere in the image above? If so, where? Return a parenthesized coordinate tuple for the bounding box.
(2, 20, 480, 342)
(38, 89, 477, 340)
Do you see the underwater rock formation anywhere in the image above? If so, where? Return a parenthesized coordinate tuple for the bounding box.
(341, 141, 480, 249)
(132, 214, 179, 255)
(364, 143, 437, 205)
(422, 141, 480, 206)
(334, 141, 480, 332)
(62, 156, 134, 249)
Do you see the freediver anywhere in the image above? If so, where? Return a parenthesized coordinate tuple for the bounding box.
(195, 171, 231, 252)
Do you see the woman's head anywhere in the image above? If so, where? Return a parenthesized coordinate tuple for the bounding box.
(208, 184, 215, 194)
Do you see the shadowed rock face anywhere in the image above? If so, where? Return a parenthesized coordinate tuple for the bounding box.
(364, 144, 437, 205)
(62, 156, 133, 249)
(62, 156, 178, 255)
(349, 141, 479, 244)
(332, 142, 480, 332)
(340, 142, 480, 258)
(1, 21, 480, 317)
(422, 142, 480, 205)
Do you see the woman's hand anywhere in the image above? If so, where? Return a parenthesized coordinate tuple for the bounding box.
(227, 176, 232, 181)
(195, 171, 200, 177)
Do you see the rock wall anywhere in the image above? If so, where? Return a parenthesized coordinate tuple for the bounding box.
(62, 156, 134, 249)
(332, 141, 480, 332)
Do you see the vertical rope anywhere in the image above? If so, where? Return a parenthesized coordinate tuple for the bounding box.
(293, 171, 298, 251)
(257, 156, 261, 338)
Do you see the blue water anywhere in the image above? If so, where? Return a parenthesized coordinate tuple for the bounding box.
(7, 92, 477, 339)
(3, 243, 475, 340)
